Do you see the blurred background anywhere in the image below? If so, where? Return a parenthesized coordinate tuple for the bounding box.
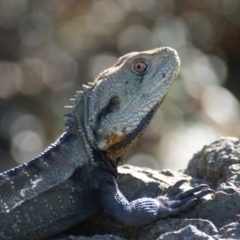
(0, 0, 240, 172)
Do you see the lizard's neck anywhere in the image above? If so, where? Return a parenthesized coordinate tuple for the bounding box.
(66, 92, 118, 174)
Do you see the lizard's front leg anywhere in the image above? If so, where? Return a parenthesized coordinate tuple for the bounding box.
(92, 170, 214, 227)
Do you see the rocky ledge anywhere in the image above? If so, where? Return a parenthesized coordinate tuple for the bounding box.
(54, 137, 240, 240)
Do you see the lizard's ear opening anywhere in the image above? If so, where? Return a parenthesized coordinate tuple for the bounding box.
(99, 96, 121, 118)
(107, 97, 121, 114)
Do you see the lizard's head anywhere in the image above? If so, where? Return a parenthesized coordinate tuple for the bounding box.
(69, 47, 180, 162)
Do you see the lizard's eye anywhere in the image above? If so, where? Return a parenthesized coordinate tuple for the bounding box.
(132, 61, 148, 74)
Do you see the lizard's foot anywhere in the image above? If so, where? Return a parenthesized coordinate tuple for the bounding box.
(156, 179, 215, 218)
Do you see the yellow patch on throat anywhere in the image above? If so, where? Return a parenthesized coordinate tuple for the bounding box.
(102, 133, 125, 151)
(101, 133, 129, 162)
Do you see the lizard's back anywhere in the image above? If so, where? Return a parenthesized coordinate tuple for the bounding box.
(0, 133, 97, 239)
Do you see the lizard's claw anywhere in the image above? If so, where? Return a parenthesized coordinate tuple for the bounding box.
(156, 180, 215, 218)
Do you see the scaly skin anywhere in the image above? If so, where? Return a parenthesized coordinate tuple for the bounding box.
(0, 47, 214, 239)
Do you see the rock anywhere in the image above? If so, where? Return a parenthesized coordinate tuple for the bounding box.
(186, 137, 240, 188)
(52, 234, 126, 240)
(136, 219, 217, 240)
(157, 225, 214, 240)
(55, 137, 240, 240)
(219, 222, 240, 239)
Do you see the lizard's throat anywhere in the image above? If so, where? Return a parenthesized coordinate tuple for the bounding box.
(104, 104, 159, 162)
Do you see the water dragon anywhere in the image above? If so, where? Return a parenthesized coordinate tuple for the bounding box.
(0, 47, 214, 239)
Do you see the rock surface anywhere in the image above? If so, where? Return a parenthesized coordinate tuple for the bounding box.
(53, 137, 240, 240)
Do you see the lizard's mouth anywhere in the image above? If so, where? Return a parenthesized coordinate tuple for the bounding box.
(105, 102, 160, 161)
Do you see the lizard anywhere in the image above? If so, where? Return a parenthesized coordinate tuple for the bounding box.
(0, 47, 214, 240)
